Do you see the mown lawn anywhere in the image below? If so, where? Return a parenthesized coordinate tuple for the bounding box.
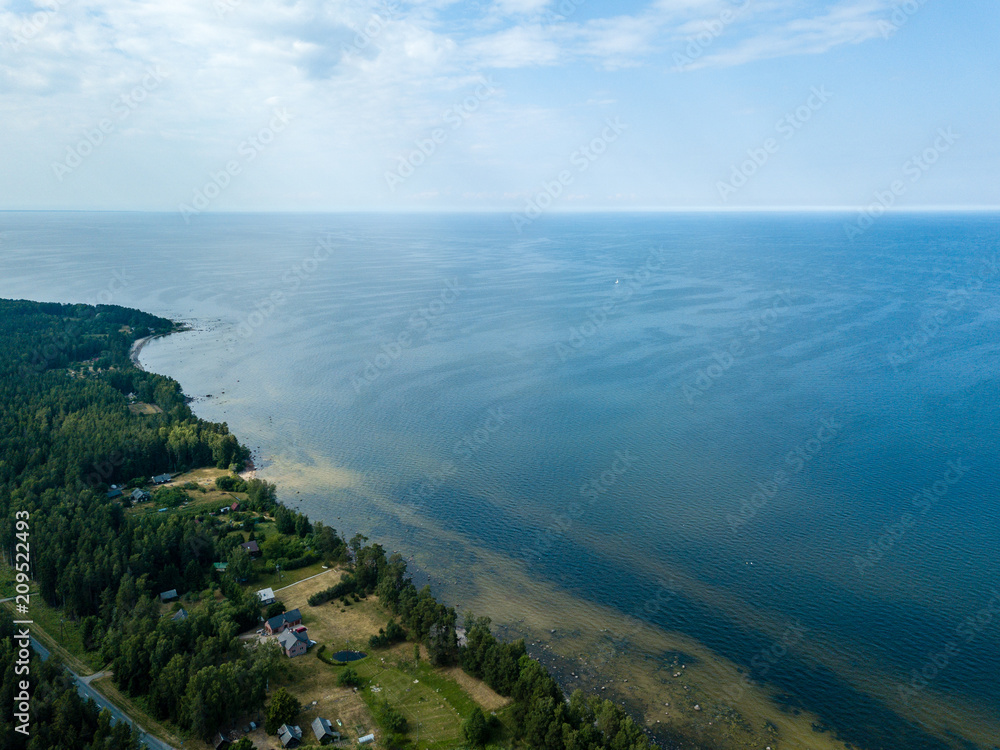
(252, 561, 330, 592)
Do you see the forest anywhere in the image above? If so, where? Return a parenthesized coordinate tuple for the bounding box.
(0, 299, 653, 750)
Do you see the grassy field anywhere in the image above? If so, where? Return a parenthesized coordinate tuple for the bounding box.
(267, 571, 509, 749)
(128, 402, 163, 415)
(127, 466, 248, 519)
(11, 469, 513, 750)
(254, 561, 330, 591)
(3, 591, 106, 674)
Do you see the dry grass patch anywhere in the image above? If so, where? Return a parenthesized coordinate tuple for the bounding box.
(270, 642, 376, 743)
(128, 402, 162, 415)
(442, 666, 509, 712)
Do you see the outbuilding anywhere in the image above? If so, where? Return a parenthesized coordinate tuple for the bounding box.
(277, 724, 303, 748)
(311, 717, 340, 745)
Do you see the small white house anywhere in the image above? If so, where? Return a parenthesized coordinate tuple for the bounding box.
(257, 587, 276, 605)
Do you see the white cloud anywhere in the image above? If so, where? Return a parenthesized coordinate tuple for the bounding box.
(673, 0, 897, 70)
(464, 24, 561, 67)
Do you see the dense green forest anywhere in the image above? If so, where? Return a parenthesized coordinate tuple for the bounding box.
(0, 299, 653, 750)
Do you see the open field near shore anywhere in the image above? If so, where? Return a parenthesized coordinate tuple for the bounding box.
(260, 570, 509, 749)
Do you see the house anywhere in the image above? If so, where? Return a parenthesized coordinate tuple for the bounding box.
(311, 717, 340, 745)
(257, 588, 276, 606)
(230, 501, 240, 512)
(211, 733, 229, 750)
(152, 473, 172, 484)
(240, 540, 261, 557)
(213, 562, 229, 573)
(171, 608, 188, 621)
(131, 488, 150, 503)
(277, 628, 309, 658)
(106, 487, 122, 499)
(277, 724, 303, 748)
(159, 589, 178, 603)
(264, 609, 303, 635)
(358, 734, 376, 745)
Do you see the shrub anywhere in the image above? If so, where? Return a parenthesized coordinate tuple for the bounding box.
(373, 697, 408, 733)
(337, 667, 362, 687)
(215, 475, 247, 492)
(307, 575, 357, 606)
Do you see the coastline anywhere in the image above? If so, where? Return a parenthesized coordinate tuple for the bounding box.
(131, 319, 998, 750)
(129, 324, 191, 371)
(129, 319, 819, 750)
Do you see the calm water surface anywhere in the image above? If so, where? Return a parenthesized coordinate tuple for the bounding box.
(1, 212, 998, 750)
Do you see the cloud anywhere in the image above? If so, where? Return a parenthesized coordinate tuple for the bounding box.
(673, 0, 898, 71)
(464, 24, 561, 67)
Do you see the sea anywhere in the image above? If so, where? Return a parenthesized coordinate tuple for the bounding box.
(1, 211, 998, 750)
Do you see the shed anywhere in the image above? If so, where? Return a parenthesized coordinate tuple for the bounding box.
(211, 733, 229, 750)
(159, 589, 178, 603)
(106, 487, 123, 499)
(131, 488, 150, 502)
(171, 608, 188, 621)
(152, 473, 172, 484)
(257, 588, 276, 605)
(358, 734, 375, 745)
(278, 723, 303, 748)
(311, 717, 340, 745)
(240, 540, 261, 557)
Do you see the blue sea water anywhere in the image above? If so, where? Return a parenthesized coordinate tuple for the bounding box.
(1, 211, 998, 749)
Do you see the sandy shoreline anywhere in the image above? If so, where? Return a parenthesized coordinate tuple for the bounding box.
(129, 324, 192, 371)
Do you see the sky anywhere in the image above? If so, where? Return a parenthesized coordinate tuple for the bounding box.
(1, 0, 998, 213)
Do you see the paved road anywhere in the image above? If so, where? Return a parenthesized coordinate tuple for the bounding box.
(30, 637, 177, 750)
